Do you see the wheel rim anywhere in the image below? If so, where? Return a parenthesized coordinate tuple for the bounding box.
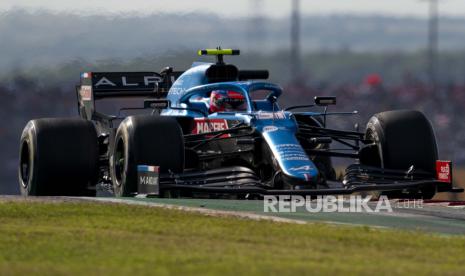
(19, 140, 31, 188)
(365, 129, 383, 168)
(114, 137, 126, 187)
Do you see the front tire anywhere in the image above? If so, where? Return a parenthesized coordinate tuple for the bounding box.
(110, 116, 184, 197)
(363, 110, 438, 199)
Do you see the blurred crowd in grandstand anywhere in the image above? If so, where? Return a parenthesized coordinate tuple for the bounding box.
(284, 74, 463, 164)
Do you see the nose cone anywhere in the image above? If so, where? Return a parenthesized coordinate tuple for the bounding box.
(259, 125, 319, 185)
(283, 165, 319, 185)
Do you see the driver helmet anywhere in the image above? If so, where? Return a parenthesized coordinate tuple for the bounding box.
(209, 90, 246, 113)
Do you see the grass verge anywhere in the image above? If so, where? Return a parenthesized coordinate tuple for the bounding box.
(0, 201, 464, 275)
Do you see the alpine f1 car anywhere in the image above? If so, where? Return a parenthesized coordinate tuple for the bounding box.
(18, 49, 463, 199)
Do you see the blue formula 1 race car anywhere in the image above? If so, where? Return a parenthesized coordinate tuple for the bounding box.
(18, 49, 462, 199)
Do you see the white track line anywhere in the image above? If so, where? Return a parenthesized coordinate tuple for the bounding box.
(78, 197, 387, 229)
(0, 196, 388, 229)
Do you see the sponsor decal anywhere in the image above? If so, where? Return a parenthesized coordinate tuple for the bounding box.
(79, 85, 92, 101)
(168, 87, 185, 95)
(256, 111, 286, 120)
(275, 144, 310, 161)
(139, 175, 157, 185)
(94, 76, 161, 87)
(137, 165, 159, 195)
(262, 126, 279, 133)
(192, 118, 230, 138)
(90, 73, 163, 92)
(436, 160, 452, 183)
(289, 165, 313, 171)
(95, 77, 116, 87)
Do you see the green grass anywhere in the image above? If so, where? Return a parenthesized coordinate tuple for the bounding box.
(0, 201, 465, 275)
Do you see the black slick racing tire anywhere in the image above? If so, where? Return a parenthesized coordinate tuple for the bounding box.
(110, 115, 184, 197)
(18, 118, 99, 196)
(364, 110, 438, 199)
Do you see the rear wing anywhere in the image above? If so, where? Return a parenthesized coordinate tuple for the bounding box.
(76, 68, 183, 121)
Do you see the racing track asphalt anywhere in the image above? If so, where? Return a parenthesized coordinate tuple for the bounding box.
(86, 196, 465, 235)
(2, 196, 465, 235)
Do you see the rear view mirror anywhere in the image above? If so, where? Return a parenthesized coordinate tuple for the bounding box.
(314, 96, 336, 106)
(144, 99, 171, 109)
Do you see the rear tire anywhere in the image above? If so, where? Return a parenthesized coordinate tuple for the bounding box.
(18, 118, 99, 196)
(110, 116, 184, 197)
(363, 110, 438, 199)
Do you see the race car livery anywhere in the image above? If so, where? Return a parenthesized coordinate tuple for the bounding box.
(18, 48, 462, 199)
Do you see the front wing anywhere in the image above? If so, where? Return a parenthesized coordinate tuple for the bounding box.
(138, 165, 463, 197)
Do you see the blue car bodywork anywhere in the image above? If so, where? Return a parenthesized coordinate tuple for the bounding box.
(161, 62, 318, 186)
(70, 50, 461, 198)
